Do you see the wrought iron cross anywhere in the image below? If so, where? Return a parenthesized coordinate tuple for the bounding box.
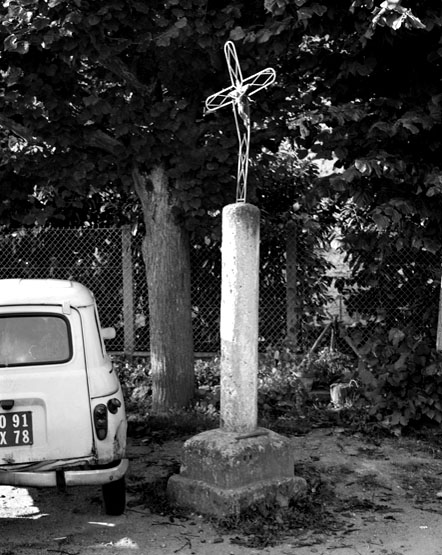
(205, 41, 276, 203)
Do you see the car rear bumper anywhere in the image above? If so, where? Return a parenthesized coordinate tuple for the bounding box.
(0, 458, 129, 488)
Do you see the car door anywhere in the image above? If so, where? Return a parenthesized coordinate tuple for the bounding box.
(0, 306, 94, 465)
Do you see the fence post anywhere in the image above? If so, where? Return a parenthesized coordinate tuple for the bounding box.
(286, 221, 301, 349)
(437, 273, 442, 351)
(122, 226, 135, 357)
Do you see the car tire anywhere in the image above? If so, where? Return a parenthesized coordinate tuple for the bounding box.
(102, 476, 126, 515)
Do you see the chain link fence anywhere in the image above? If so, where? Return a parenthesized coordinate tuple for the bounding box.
(320, 242, 440, 356)
(0, 226, 438, 355)
(0, 227, 134, 351)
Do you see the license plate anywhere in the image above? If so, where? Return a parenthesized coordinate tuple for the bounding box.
(0, 411, 33, 447)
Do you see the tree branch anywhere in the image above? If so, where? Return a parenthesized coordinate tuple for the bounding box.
(0, 114, 36, 142)
(0, 113, 123, 155)
(83, 129, 123, 154)
(98, 56, 152, 95)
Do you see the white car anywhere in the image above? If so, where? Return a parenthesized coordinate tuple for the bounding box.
(0, 279, 128, 515)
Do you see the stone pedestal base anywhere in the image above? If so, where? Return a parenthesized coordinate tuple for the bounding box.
(167, 428, 307, 517)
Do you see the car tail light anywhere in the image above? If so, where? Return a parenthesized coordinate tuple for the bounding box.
(93, 404, 108, 440)
(107, 398, 121, 414)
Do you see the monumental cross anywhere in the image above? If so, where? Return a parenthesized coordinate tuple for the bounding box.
(205, 41, 276, 203)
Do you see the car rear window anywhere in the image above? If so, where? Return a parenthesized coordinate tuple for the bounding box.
(0, 315, 71, 367)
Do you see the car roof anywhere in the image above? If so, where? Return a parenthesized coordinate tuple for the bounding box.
(0, 279, 95, 308)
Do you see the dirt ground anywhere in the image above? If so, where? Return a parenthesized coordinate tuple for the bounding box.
(2, 426, 442, 554)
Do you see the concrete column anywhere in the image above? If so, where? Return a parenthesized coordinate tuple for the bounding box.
(220, 203, 260, 433)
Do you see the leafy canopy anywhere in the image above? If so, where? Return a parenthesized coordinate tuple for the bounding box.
(0, 0, 287, 227)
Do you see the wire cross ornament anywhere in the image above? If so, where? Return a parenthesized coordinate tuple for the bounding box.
(205, 41, 276, 203)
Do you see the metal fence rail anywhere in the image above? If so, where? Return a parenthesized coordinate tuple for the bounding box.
(0, 226, 436, 355)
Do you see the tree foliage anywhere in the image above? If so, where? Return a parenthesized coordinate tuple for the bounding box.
(0, 0, 300, 411)
(0, 0, 288, 228)
(259, 0, 442, 431)
(3, 0, 442, 273)
(2, 0, 442, 423)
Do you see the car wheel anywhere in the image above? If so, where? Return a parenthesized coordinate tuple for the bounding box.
(102, 476, 126, 515)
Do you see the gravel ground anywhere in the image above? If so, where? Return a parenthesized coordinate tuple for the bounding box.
(2, 427, 442, 555)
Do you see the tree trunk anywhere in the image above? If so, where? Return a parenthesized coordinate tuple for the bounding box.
(133, 164, 194, 412)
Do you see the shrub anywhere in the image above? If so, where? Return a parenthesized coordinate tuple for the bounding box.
(194, 357, 220, 388)
(350, 325, 442, 434)
(258, 366, 310, 418)
(112, 355, 151, 414)
(262, 344, 356, 387)
(113, 349, 356, 427)
(306, 347, 355, 388)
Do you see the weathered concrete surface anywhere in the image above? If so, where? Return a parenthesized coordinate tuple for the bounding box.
(167, 203, 309, 517)
(167, 428, 307, 516)
(220, 203, 260, 433)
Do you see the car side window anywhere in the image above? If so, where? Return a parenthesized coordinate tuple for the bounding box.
(0, 315, 71, 367)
